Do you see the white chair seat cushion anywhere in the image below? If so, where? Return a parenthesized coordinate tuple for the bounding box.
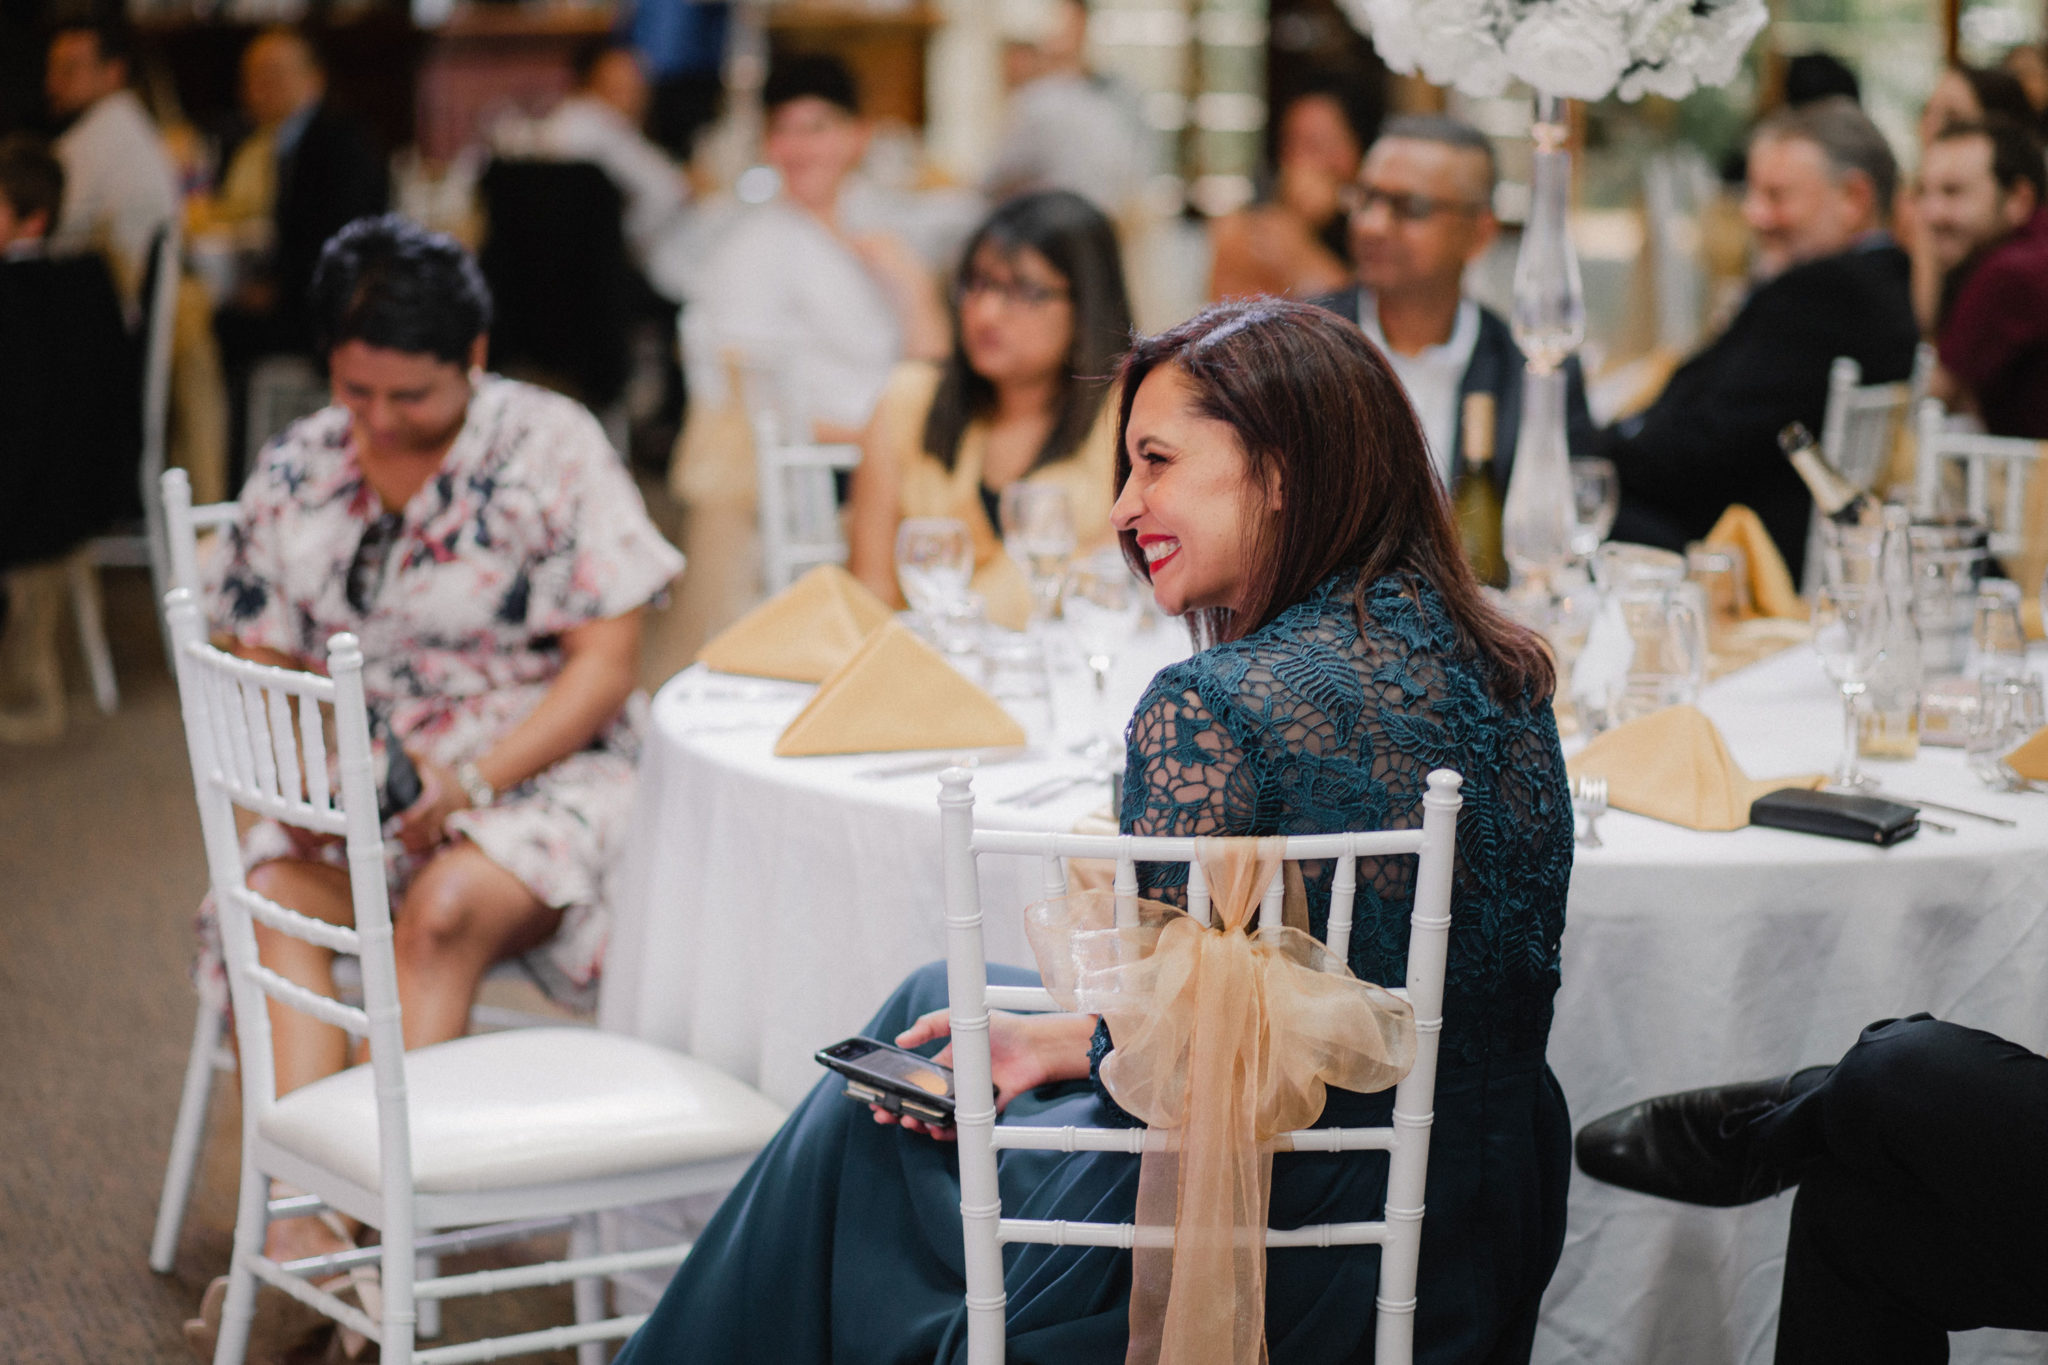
(258, 1028, 789, 1194)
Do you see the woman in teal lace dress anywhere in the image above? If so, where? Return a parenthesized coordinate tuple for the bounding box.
(614, 299, 1574, 1364)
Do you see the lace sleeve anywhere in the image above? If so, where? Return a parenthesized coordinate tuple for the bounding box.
(1089, 669, 1259, 1121)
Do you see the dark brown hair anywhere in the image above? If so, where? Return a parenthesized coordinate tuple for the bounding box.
(1112, 297, 1554, 704)
(923, 190, 1133, 474)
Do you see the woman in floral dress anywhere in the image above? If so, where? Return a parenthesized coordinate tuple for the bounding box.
(205, 216, 683, 1270)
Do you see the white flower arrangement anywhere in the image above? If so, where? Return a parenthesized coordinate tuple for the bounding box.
(1342, 0, 1769, 102)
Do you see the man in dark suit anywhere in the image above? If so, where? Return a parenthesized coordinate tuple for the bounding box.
(1601, 98, 1919, 583)
(1310, 115, 1594, 503)
(0, 134, 141, 571)
(215, 28, 387, 474)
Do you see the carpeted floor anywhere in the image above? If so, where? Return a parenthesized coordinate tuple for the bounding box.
(0, 547, 706, 1363)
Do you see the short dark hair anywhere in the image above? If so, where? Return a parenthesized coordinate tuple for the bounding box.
(309, 215, 492, 365)
(925, 190, 1133, 476)
(52, 18, 136, 69)
(1934, 116, 2048, 207)
(1753, 96, 1899, 215)
(1375, 113, 1498, 200)
(0, 134, 64, 227)
(1784, 51, 1861, 107)
(1112, 298, 1554, 703)
(1949, 63, 2037, 133)
(762, 54, 860, 118)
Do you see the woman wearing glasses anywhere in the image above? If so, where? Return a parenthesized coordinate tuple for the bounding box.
(199, 216, 681, 1282)
(844, 190, 1133, 624)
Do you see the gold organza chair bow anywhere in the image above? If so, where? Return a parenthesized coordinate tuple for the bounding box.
(935, 766, 1465, 1365)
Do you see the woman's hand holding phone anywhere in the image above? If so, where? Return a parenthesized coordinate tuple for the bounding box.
(874, 1010, 1098, 1141)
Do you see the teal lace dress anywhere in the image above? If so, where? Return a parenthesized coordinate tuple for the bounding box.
(614, 569, 1575, 1365)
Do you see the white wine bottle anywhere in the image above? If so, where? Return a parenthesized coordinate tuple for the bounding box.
(1454, 392, 1507, 587)
(1779, 422, 1877, 525)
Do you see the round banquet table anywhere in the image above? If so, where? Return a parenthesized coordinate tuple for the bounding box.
(598, 633, 2048, 1362)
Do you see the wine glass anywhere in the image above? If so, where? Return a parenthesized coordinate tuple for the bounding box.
(997, 483, 1076, 622)
(1812, 584, 1890, 790)
(894, 517, 972, 639)
(1969, 580, 2029, 683)
(1568, 457, 1619, 559)
(1062, 555, 1144, 763)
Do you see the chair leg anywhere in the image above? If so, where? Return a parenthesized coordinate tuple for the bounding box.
(571, 1214, 609, 1365)
(213, 1157, 271, 1365)
(151, 979, 227, 1272)
(65, 553, 119, 714)
(415, 1255, 440, 1339)
(381, 1235, 417, 1365)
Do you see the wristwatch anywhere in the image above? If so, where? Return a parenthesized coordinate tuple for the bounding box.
(454, 760, 497, 810)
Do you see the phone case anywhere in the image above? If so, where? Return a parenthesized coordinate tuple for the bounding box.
(815, 1038, 957, 1123)
(1749, 787, 1919, 846)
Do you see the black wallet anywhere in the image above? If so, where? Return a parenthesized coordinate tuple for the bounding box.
(1749, 788, 1919, 846)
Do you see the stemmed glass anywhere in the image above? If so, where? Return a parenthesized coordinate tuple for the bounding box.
(1062, 555, 1143, 763)
(998, 484, 1076, 622)
(894, 517, 972, 641)
(1812, 584, 1890, 790)
(1568, 457, 1620, 559)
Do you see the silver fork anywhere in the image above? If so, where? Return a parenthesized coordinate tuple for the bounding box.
(1574, 775, 1608, 849)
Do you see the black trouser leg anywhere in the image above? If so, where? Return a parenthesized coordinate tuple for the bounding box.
(1764, 1017, 2048, 1364)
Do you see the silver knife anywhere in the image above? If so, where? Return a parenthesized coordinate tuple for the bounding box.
(854, 748, 1035, 780)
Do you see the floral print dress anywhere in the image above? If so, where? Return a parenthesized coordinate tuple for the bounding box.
(207, 375, 684, 993)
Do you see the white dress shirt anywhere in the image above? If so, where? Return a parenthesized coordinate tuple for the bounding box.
(686, 194, 902, 434)
(1354, 291, 1481, 484)
(505, 96, 695, 303)
(52, 88, 179, 296)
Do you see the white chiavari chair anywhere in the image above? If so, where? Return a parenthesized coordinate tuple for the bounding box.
(756, 437, 861, 594)
(1820, 355, 1915, 493)
(164, 587, 787, 1365)
(937, 765, 1463, 1365)
(1914, 400, 2045, 561)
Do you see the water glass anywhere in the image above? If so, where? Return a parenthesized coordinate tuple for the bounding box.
(1063, 555, 1144, 763)
(1818, 519, 1886, 589)
(1908, 519, 1990, 679)
(1812, 584, 1890, 789)
(895, 517, 973, 637)
(1568, 458, 1620, 559)
(998, 484, 1077, 621)
(1970, 580, 2029, 682)
(980, 630, 1057, 743)
(1686, 543, 1751, 634)
(1968, 673, 2046, 789)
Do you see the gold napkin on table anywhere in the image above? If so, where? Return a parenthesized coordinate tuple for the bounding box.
(2004, 727, 2048, 782)
(1567, 704, 1824, 831)
(1705, 504, 1804, 621)
(774, 620, 1026, 756)
(696, 565, 893, 683)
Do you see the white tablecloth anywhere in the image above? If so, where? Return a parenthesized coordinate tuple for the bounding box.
(600, 636, 2048, 1362)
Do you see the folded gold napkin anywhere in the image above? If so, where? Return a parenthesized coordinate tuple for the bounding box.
(774, 619, 1026, 756)
(1567, 704, 1824, 831)
(697, 565, 893, 683)
(1705, 505, 1804, 621)
(2005, 726, 2048, 782)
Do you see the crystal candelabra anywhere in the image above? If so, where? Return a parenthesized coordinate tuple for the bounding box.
(1500, 94, 1586, 593)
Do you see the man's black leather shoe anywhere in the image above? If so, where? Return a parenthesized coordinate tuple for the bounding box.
(1574, 1067, 1829, 1207)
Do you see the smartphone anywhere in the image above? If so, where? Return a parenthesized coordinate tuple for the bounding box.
(815, 1037, 957, 1125)
(372, 715, 423, 821)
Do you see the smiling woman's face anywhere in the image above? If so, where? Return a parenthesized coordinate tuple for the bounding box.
(1111, 363, 1278, 617)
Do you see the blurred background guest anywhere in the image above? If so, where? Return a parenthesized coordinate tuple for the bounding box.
(1919, 118, 2048, 439)
(1906, 61, 2038, 328)
(984, 0, 1152, 224)
(1602, 99, 1917, 582)
(43, 17, 177, 305)
(493, 36, 695, 307)
(846, 190, 1131, 618)
(0, 135, 140, 742)
(1210, 76, 1377, 301)
(1312, 115, 1593, 491)
(206, 27, 388, 482)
